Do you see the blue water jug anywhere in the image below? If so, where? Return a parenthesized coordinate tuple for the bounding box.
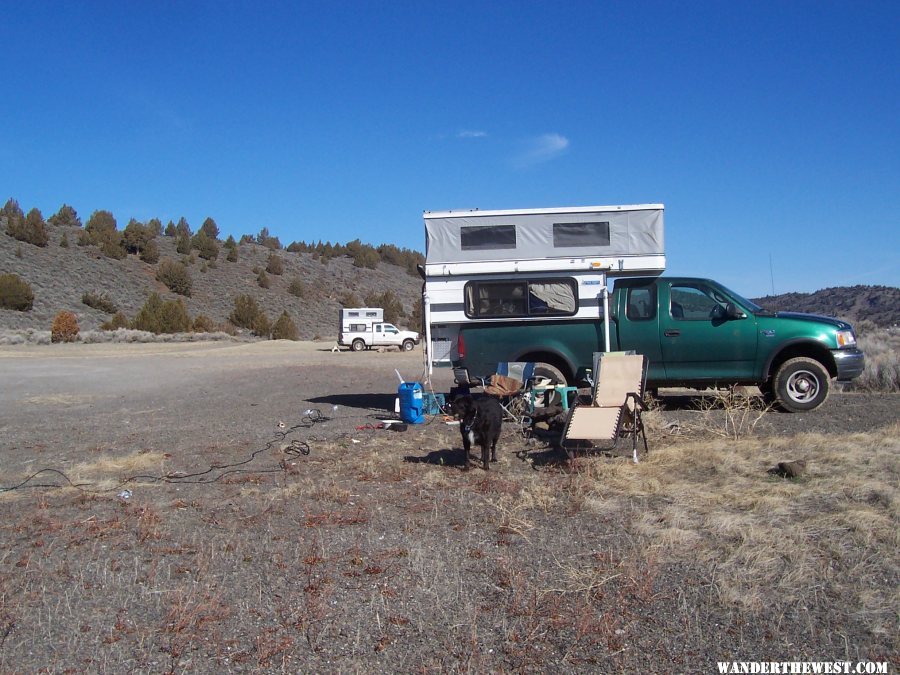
(398, 382, 425, 424)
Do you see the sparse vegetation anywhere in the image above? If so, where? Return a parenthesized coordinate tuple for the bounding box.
(0, 273, 34, 310)
(100, 311, 130, 330)
(266, 253, 284, 275)
(257, 269, 270, 289)
(5, 205, 49, 247)
(156, 259, 193, 297)
(82, 291, 118, 314)
(50, 310, 79, 342)
(229, 294, 270, 337)
(131, 293, 191, 333)
(287, 277, 305, 297)
(271, 310, 299, 340)
(191, 314, 215, 333)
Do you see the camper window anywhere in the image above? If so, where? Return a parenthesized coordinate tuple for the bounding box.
(465, 279, 577, 319)
(460, 225, 516, 251)
(552, 221, 611, 247)
(349, 323, 368, 332)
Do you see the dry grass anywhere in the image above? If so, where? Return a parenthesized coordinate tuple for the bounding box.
(854, 327, 900, 392)
(0, 416, 897, 671)
(569, 423, 900, 631)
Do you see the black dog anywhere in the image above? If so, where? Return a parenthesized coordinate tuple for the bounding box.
(451, 395, 503, 471)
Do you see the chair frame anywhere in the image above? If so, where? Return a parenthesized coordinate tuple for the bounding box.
(561, 353, 649, 460)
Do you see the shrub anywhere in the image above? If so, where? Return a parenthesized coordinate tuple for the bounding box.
(48, 204, 82, 228)
(140, 238, 160, 264)
(0, 273, 34, 310)
(132, 293, 190, 334)
(82, 291, 118, 314)
(272, 311, 299, 340)
(6, 207, 49, 247)
(122, 219, 152, 254)
(101, 312, 130, 330)
(226, 247, 238, 262)
(156, 259, 192, 297)
(192, 314, 215, 333)
(191, 230, 219, 260)
(365, 290, 405, 324)
(175, 232, 191, 254)
(100, 233, 127, 259)
(51, 310, 79, 343)
(253, 312, 272, 338)
(60, 232, 69, 248)
(266, 253, 284, 275)
(229, 294, 270, 336)
(85, 210, 117, 243)
(287, 277, 305, 297)
(257, 270, 270, 289)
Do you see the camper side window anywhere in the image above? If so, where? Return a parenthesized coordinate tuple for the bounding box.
(464, 279, 577, 319)
(349, 323, 367, 332)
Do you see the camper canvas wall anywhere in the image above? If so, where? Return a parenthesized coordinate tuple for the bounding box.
(422, 204, 665, 374)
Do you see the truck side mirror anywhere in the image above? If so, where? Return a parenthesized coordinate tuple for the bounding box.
(726, 302, 746, 320)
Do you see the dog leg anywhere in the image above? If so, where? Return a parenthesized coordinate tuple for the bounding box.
(481, 443, 490, 471)
(461, 431, 472, 471)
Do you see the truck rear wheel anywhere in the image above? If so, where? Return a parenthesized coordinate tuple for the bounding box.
(773, 357, 830, 412)
(401, 339, 415, 352)
(351, 339, 365, 352)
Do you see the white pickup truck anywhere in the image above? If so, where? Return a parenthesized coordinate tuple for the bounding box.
(338, 308, 420, 352)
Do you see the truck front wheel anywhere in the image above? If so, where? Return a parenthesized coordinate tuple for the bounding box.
(773, 357, 830, 412)
(401, 339, 415, 352)
(351, 339, 365, 352)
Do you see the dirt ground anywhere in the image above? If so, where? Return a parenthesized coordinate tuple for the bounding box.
(0, 341, 897, 673)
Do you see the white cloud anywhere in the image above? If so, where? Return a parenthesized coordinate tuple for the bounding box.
(457, 130, 487, 139)
(513, 132, 570, 168)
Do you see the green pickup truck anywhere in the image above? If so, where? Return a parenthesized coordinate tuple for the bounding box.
(453, 276, 865, 412)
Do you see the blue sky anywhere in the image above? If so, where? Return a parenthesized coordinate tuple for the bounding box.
(2, 1, 898, 297)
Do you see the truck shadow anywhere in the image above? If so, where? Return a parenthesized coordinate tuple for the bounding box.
(307, 393, 396, 413)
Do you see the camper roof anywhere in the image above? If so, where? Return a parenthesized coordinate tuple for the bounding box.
(423, 203, 665, 275)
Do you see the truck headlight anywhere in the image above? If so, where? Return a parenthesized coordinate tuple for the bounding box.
(836, 330, 856, 348)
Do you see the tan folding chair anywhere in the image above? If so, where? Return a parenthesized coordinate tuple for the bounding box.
(561, 352, 649, 461)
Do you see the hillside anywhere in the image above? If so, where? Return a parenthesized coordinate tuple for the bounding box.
(0, 223, 423, 339)
(3, 220, 897, 338)
(752, 286, 900, 328)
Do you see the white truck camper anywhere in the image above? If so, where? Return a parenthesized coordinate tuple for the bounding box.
(338, 307, 421, 352)
(422, 204, 666, 378)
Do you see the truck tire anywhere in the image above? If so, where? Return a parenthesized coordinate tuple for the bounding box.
(773, 357, 830, 412)
(534, 362, 568, 387)
(401, 339, 415, 352)
(351, 339, 365, 352)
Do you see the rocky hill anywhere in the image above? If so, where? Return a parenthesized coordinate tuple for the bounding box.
(0, 222, 423, 339)
(752, 286, 900, 328)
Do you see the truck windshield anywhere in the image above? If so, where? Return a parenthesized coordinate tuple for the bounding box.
(715, 283, 765, 314)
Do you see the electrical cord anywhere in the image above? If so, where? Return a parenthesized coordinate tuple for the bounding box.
(0, 407, 343, 494)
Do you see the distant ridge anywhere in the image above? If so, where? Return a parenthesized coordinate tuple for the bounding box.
(752, 285, 900, 327)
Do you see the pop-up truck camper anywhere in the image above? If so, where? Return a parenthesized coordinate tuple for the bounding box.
(422, 204, 864, 412)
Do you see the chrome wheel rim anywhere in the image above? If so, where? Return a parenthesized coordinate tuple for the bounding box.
(786, 370, 819, 403)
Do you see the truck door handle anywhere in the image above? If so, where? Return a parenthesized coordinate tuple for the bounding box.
(664, 329, 681, 337)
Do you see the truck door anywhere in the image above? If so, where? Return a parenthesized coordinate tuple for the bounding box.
(660, 281, 758, 382)
(613, 280, 666, 382)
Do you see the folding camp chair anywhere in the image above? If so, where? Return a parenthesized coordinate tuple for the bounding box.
(483, 362, 536, 434)
(561, 352, 649, 462)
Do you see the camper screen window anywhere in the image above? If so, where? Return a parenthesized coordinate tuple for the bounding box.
(349, 323, 368, 332)
(460, 225, 516, 250)
(465, 279, 577, 318)
(552, 221, 610, 247)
